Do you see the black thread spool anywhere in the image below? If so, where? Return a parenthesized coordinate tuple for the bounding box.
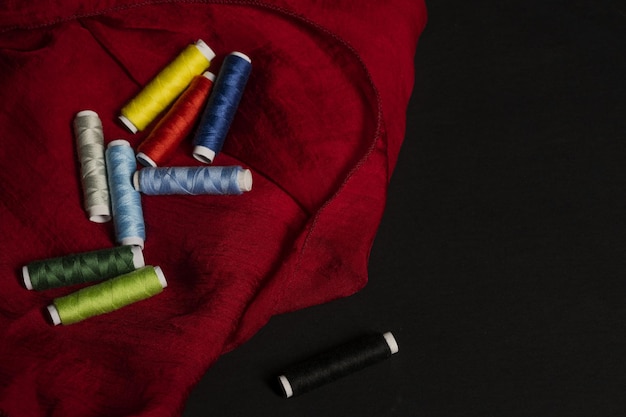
(277, 332, 399, 398)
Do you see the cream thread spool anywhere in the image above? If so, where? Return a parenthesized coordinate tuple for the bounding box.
(74, 110, 111, 223)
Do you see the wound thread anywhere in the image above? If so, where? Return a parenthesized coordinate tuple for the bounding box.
(119, 40, 216, 133)
(277, 332, 398, 398)
(47, 265, 167, 326)
(136, 71, 216, 167)
(193, 51, 252, 164)
(133, 166, 252, 195)
(74, 110, 111, 223)
(106, 140, 146, 248)
(22, 246, 144, 291)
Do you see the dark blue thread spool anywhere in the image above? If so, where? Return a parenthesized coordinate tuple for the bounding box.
(277, 332, 399, 398)
(193, 51, 252, 164)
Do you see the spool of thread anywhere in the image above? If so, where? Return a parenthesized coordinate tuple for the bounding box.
(133, 166, 252, 195)
(22, 245, 144, 291)
(119, 39, 216, 133)
(105, 140, 146, 248)
(193, 51, 252, 164)
(277, 332, 399, 398)
(47, 265, 167, 326)
(136, 71, 216, 167)
(73, 110, 111, 223)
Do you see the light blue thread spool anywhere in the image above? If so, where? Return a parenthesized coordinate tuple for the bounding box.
(105, 140, 146, 248)
(193, 51, 252, 164)
(133, 166, 252, 195)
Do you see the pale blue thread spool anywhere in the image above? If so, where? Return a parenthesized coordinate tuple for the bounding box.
(193, 52, 252, 164)
(133, 166, 252, 195)
(105, 140, 146, 248)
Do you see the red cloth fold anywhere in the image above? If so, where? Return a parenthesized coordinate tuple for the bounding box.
(0, 1, 426, 416)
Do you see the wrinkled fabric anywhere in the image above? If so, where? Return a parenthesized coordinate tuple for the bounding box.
(0, 1, 426, 416)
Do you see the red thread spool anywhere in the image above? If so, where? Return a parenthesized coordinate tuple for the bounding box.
(136, 71, 215, 167)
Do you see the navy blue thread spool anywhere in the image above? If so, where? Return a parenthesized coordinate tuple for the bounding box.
(277, 332, 399, 398)
(133, 166, 252, 195)
(105, 140, 146, 248)
(193, 51, 252, 164)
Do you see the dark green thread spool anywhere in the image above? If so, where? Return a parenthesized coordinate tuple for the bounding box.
(22, 245, 144, 291)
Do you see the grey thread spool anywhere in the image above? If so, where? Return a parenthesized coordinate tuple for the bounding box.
(74, 110, 111, 223)
(277, 332, 399, 398)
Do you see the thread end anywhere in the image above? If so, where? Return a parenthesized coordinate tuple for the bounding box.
(118, 115, 138, 134)
(47, 305, 61, 326)
(278, 375, 293, 398)
(22, 266, 33, 290)
(383, 332, 399, 354)
(192, 145, 216, 164)
(202, 71, 216, 82)
(136, 152, 157, 167)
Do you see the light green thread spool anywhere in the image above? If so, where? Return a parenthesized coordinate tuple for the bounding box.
(47, 266, 167, 326)
(22, 245, 144, 291)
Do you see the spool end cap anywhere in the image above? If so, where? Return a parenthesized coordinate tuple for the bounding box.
(383, 332, 399, 354)
(195, 39, 216, 62)
(278, 375, 293, 398)
(230, 51, 252, 63)
(47, 305, 61, 326)
(22, 266, 33, 290)
(120, 237, 144, 249)
(118, 115, 138, 134)
(108, 139, 131, 148)
(154, 266, 168, 288)
(132, 171, 141, 192)
(76, 110, 99, 118)
(238, 169, 253, 192)
(88, 204, 111, 223)
(192, 145, 216, 164)
(131, 245, 145, 268)
(136, 152, 157, 167)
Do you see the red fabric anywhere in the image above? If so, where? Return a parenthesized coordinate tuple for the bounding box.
(0, 1, 426, 416)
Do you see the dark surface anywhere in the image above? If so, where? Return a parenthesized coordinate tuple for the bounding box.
(183, 1, 626, 416)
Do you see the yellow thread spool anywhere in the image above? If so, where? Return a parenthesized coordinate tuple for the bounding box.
(119, 40, 216, 133)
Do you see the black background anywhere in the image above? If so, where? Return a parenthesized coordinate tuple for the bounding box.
(184, 1, 626, 415)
